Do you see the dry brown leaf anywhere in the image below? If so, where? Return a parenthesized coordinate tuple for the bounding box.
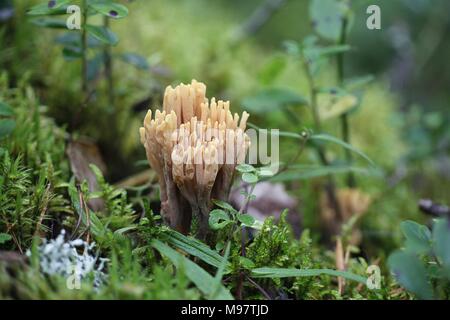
(335, 237, 346, 295)
(66, 138, 107, 212)
(320, 188, 371, 244)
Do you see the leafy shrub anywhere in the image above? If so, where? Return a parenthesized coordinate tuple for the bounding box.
(388, 219, 450, 299)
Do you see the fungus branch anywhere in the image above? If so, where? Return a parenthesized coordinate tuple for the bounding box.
(140, 80, 251, 236)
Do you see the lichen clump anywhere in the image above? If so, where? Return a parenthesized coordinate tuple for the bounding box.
(140, 80, 250, 235)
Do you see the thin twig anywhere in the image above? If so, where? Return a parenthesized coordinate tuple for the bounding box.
(232, 0, 288, 42)
(246, 275, 272, 300)
(103, 15, 114, 108)
(81, 0, 88, 106)
(266, 132, 309, 180)
(337, 14, 355, 188)
(302, 56, 342, 220)
(236, 182, 257, 299)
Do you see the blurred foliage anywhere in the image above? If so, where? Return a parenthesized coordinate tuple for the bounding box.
(0, 0, 449, 300)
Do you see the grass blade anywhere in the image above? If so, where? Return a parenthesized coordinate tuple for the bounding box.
(152, 240, 233, 300)
(251, 267, 367, 284)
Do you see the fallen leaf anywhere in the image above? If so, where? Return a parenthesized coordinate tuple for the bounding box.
(321, 188, 371, 244)
(66, 138, 107, 212)
(230, 181, 302, 237)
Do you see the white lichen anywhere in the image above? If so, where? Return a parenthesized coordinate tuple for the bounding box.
(27, 230, 108, 289)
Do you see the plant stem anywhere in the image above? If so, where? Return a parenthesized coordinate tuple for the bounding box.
(103, 16, 114, 108)
(81, 0, 88, 106)
(246, 276, 272, 300)
(233, 0, 287, 42)
(337, 15, 355, 188)
(236, 182, 256, 299)
(303, 58, 342, 220)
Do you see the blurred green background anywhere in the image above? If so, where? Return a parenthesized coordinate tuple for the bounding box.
(1, 0, 449, 254)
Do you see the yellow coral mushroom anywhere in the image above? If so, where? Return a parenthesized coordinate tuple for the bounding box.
(140, 80, 250, 236)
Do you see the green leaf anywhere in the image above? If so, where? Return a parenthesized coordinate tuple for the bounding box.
(432, 218, 450, 267)
(0, 233, 12, 244)
(283, 40, 301, 57)
(257, 167, 275, 177)
(27, 0, 70, 16)
(62, 46, 82, 60)
(87, 54, 105, 81)
(238, 214, 255, 228)
(242, 172, 258, 184)
(388, 250, 434, 300)
(212, 199, 237, 213)
(258, 54, 287, 85)
(400, 220, 431, 254)
(239, 256, 256, 270)
(242, 88, 308, 114)
(210, 242, 231, 299)
(310, 0, 345, 41)
(247, 123, 310, 141)
(29, 17, 67, 28)
(304, 44, 351, 60)
(344, 75, 375, 91)
(284, 164, 377, 179)
(0, 101, 14, 117)
(151, 240, 233, 300)
(251, 267, 367, 284)
(66, 179, 104, 237)
(209, 209, 232, 230)
(163, 230, 228, 270)
(85, 25, 119, 46)
(55, 32, 103, 48)
(120, 53, 150, 70)
(0, 119, 16, 139)
(317, 86, 348, 96)
(269, 164, 379, 182)
(236, 164, 255, 173)
(311, 133, 375, 166)
(114, 226, 137, 235)
(89, 2, 129, 19)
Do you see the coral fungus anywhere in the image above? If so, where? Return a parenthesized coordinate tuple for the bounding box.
(140, 80, 250, 236)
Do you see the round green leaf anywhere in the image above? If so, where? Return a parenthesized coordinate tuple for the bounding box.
(236, 164, 255, 173)
(242, 172, 258, 184)
(85, 25, 119, 46)
(89, 3, 129, 19)
(400, 220, 431, 254)
(239, 256, 256, 269)
(310, 0, 345, 41)
(209, 209, 231, 230)
(212, 199, 237, 213)
(62, 46, 82, 60)
(27, 0, 70, 16)
(30, 17, 67, 29)
(237, 214, 255, 227)
(388, 250, 434, 300)
(432, 218, 450, 267)
(257, 167, 274, 177)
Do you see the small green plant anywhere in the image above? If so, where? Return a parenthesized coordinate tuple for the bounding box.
(0, 76, 71, 250)
(27, 0, 148, 107)
(243, 0, 377, 232)
(63, 164, 137, 250)
(388, 219, 450, 300)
